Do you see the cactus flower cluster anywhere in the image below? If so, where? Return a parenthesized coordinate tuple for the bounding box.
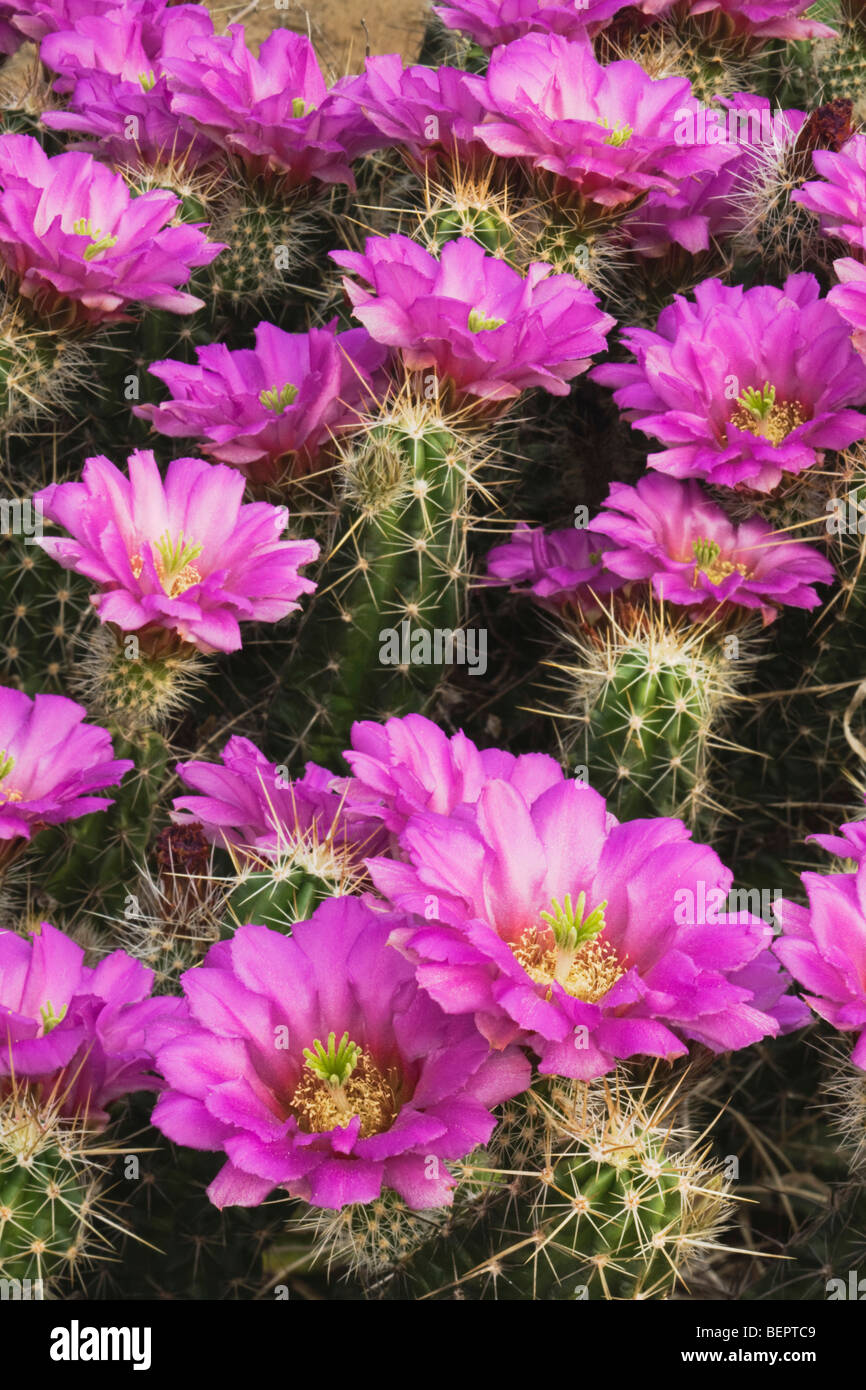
(3, 0, 866, 1314)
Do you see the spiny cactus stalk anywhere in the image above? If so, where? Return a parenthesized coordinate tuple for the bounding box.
(0, 537, 91, 694)
(6, 0, 866, 1315)
(71, 624, 209, 735)
(0, 1088, 112, 1290)
(268, 397, 485, 765)
(551, 606, 747, 824)
(333, 1074, 735, 1300)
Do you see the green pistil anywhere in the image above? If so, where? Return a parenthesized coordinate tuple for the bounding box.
(598, 117, 633, 147)
(292, 98, 313, 118)
(303, 1031, 362, 1089)
(138, 70, 157, 92)
(154, 530, 204, 585)
(0, 749, 14, 784)
(259, 382, 300, 414)
(72, 218, 119, 261)
(540, 891, 608, 951)
(737, 381, 776, 422)
(539, 892, 608, 983)
(40, 1000, 67, 1035)
(467, 307, 506, 333)
(692, 537, 721, 571)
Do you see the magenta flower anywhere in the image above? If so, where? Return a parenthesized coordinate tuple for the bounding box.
(0, 922, 186, 1125)
(471, 33, 733, 217)
(792, 133, 866, 253)
(827, 258, 866, 365)
(40, 4, 218, 166)
(638, 0, 834, 41)
(151, 899, 530, 1209)
(34, 451, 319, 655)
(728, 950, 810, 1035)
(434, 0, 627, 47)
(623, 96, 808, 258)
(10, 0, 167, 45)
(485, 521, 622, 615)
(134, 321, 388, 485)
(0, 2, 22, 53)
(587, 475, 834, 623)
(160, 25, 380, 188)
(774, 864, 866, 1067)
(0, 687, 132, 845)
(591, 274, 866, 492)
(341, 55, 492, 172)
(0, 135, 222, 326)
(172, 736, 387, 864)
(344, 712, 564, 836)
(809, 800, 866, 866)
(369, 778, 783, 1078)
(331, 234, 615, 403)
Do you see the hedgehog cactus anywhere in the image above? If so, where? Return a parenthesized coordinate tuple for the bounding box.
(0, 1091, 101, 1288)
(4, 0, 866, 1315)
(335, 1075, 735, 1299)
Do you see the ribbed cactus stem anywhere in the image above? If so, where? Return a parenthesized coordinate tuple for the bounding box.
(0, 1093, 102, 1290)
(378, 1076, 732, 1301)
(268, 407, 470, 765)
(560, 614, 740, 824)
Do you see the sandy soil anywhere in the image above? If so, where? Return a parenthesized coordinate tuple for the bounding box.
(207, 1, 430, 72)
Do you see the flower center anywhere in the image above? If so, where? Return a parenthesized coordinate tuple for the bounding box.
(690, 537, 749, 588)
(259, 382, 299, 414)
(290, 1030, 396, 1138)
(512, 891, 624, 1002)
(729, 382, 805, 445)
(291, 98, 314, 118)
(39, 999, 67, 1035)
(467, 307, 505, 333)
(598, 117, 633, 147)
(138, 70, 157, 92)
(130, 531, 204, 597)
(0, 749, 22, 804)
(72, 218, 119, 261)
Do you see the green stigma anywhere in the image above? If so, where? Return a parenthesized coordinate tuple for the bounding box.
(259, 382, 300, 414)
(737, 381, 776, 421)
(40, 1000, 68, 1035)
(72, 218, 119, 261)
(303, 1031, 362, 1089)
(467, 307, 506, 333)
(154, 530, 204, 585)
(292, 98, 313, 118)
(692, 537, 721, 571)
(539, 891, 608, 955)
(138, 70, 157, 92)
(0, 749, 14, 783)
(598, 117, 633, 147)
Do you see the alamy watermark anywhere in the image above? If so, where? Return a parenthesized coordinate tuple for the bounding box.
(0, 496, 43, 544)
(673, 105, 784, 146)
(379, 620, 488, 676)
(674, 882, 782, 926)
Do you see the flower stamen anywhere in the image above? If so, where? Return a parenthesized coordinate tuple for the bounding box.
(598, 117, 633, 147)
(152, 530, 204, 598)
(39, 999, 67, 1035)
(468, 307, 506, 333)
(291, 1031, 396, 1137)
(0, 749, 22, 804)
(513, 892, 624, 1002)
(691, 537, 749, 587)
(730, 382, 805, 445)
(259, 382, 299, 414)
(72, 218, 119, 261)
